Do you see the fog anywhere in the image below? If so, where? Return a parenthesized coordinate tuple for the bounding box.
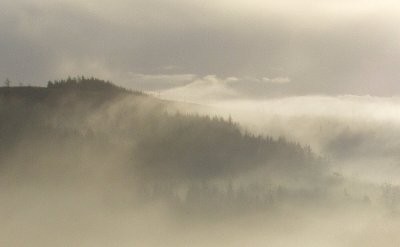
(0, 81, 399, 247)
(2, 0, 400, 245)
(199, 96, 400, 184)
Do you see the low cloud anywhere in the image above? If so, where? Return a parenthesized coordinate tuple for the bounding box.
(157, 75, 295, 102)
(128, 73, 196, 91)
(262, 77, 291, 84)
(160, 75, 239, 101)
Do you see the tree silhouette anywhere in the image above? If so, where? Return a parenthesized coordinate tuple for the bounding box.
(4, 78, 11, 87)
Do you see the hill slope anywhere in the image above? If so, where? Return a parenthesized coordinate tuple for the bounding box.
(0, 77, 321, 182)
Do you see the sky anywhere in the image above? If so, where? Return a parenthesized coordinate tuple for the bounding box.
(1, 0, 400, 98)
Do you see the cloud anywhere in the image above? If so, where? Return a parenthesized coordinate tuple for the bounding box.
(1, 0, 400, 96)
(127, 73, 196, 91)
(155, 74, 298, 102)
(262, 77, 291, 84)
(160, 75, 239, 102)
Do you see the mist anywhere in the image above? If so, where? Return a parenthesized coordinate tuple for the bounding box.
(198, 96, 400, 184)
(0, 80, 399, 247)
(2, 0, 400, 245)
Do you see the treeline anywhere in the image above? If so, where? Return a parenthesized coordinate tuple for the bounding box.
(47, 76, 144, 95)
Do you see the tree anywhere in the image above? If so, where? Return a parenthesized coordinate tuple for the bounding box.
(47, 81, 54, 88)
(4, 78, 11, 87)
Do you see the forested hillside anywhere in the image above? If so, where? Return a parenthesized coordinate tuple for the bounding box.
(0, 77, 328, 215)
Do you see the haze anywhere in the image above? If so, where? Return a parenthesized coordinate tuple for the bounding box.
(1, 1, 400, 247)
